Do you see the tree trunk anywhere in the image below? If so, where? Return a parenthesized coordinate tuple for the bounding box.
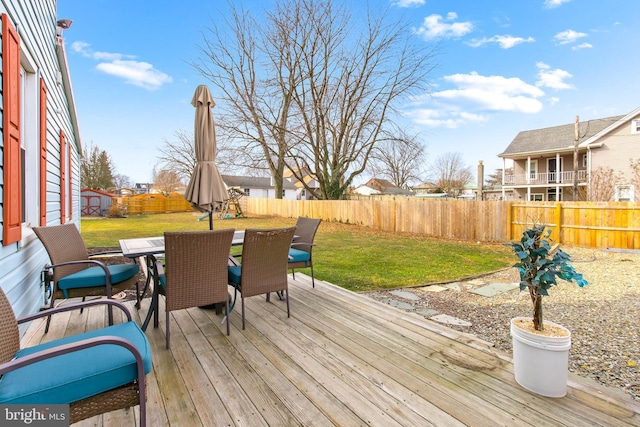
(532, 292, 544, 331)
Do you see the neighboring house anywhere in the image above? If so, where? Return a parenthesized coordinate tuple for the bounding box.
(412, 181, 441, 196)
(81, 188, 114, 216)
(283, 167, 320, 200)
(499, 107, 640, 201)
(222, 175, 298, 199)
(0, 1, 81, 324)
(354, 178, 414, 196)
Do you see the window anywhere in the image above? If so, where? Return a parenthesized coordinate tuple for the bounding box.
(530, 193, 543, 201)
(615, 185, 634, 202)
(528, 160, 538, 181)
(547, 188, 562, 201)
(632, 119, 640, 134)
(2, 14, 46, 246)
(244, 188, 250, 197)
(282, 189, 286, 198)
(582, 154, 587, 168)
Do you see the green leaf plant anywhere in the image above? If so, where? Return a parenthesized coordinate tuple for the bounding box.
(508, 225, 588, 331)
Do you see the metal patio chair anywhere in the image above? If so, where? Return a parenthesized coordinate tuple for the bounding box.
(0, 288, 152, 426)
(33, 223, 140, 332)
(288, 217, 322, 287)
(155, 229, 235, 348)
(228, 227, 296, 329)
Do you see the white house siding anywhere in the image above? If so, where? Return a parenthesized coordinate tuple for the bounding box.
(0, 0, 81, 327)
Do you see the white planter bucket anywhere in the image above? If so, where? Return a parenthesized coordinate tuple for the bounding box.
(510, 317, 571, 398)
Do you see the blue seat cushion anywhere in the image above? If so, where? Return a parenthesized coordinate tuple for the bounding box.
(58, 263, 139, 297)
(0, 321, 152, 404)
(288, 248, 310, 266)
(228, 266, 242, 285)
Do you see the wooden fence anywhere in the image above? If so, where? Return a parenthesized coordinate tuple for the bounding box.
(113, 194, 193, 215)
(244, 197, 640, 249)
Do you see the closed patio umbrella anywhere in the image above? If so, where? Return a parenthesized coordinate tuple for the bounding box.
(184, 85, 228, 229)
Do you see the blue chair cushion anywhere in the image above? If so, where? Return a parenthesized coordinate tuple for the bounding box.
(288, 248, 310, 266)
(158, 274, 166, 290)
(0, 321, 152, 404)
(228, 266, 242, 285)
(58, 263, 139, 298)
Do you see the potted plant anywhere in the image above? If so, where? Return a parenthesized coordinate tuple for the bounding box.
(508, 224, 588, 397)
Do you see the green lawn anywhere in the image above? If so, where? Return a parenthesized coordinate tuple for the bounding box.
(81, 212, 514, 292)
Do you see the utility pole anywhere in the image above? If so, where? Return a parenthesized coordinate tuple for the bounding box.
(573, 115, 579, 201)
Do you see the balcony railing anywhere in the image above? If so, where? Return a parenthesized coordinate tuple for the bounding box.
(503, 170, 588, 186)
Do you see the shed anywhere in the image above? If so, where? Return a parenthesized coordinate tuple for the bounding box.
(80, 188, 114, 216)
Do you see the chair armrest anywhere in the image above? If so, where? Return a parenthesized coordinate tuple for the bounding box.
(89, 250, 126, 258)
(0, 335, 146, 382)
(291, 242, 315, 248)
(17, 299, 133, 325)
(154, 260, 165, 278)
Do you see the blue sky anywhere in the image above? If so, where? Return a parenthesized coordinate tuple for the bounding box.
(58, 0, 640, 185)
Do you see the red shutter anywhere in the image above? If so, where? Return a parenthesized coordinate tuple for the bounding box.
(67, 141, 72, 220)
(2, 14, 21, 245)
(39, 78, 47, 226)
(59, 130, 66, 223)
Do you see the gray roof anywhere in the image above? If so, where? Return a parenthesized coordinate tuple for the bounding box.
(222, 175, 297, 190)
(500, 115, 624, 157)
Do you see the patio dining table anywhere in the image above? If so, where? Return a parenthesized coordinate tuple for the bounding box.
(119, 230, 247, 331)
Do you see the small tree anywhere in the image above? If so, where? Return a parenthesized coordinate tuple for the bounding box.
(587, 166, 623, 201)
(509, 225, 587, 331)
(429, 152, 472, 197)
(81, 142, 115, 190)
(152, 167, 183, 196)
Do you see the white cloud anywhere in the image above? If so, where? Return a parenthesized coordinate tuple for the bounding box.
(404, 71, 545, 128)
(467, 35, 535, 49)
(70, 41, 172, 91)
(535, 62, 574, 89)
(413, 12, 473, 40)
(96, 60, 172, 91)
(544, 0, 571, 8)
(548, 96, 560, 106)
(404, 109, 488, 129)
(393, 0, 425, 7)
(553, 29, 588, 45)
(572, 42, 593, 50)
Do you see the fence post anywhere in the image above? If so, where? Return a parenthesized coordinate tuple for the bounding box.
(506, 201, 513, 241)
(554, 202, 562, 244)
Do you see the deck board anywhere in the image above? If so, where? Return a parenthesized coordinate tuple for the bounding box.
(21, 274, 640, 426)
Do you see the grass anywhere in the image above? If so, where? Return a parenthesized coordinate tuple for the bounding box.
(81, 212, 514, 292)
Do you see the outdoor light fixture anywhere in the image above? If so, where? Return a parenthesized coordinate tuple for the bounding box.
(56, 19, 72, 37)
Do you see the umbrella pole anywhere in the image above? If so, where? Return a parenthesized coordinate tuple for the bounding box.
(209, 211, 213, 230)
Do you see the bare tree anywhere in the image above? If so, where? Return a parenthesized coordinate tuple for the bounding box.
(193, 2, 298, 198)
(112, 173, 132, 189)
(630, 159, 640, 201)
(368, 127, 427, 189)
(429, 152, 473, 197)
(152, 167, 183, 196)
(194, 0, 435, 199)
(485, 168, 513, 189)
(156, 130, 197, 182)
(587, 166, 624, 201)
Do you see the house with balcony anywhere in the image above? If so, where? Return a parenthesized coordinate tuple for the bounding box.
(499, 107, 640, 201)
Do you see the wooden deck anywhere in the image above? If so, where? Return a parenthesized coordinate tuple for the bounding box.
(21, 274, 640, 426)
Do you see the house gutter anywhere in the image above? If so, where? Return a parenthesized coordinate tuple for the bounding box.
(55, 35, 81, 152)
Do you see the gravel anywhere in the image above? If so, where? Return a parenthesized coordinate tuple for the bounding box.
(363, 246, 640, 400)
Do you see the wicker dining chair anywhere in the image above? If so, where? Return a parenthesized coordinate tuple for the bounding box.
(157, 229, 235, 348)
(287, 217, 322, 287)
(33, 223, 140, 332)
(228, 227, 296, 330)
(0, 288, 152, 426)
